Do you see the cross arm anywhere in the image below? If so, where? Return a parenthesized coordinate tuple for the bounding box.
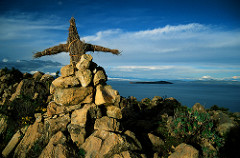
(33, 43, 68, 58)
(84, 43, 121, 55)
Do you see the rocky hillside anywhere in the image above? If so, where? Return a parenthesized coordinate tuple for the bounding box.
(0, 55, 240, 158)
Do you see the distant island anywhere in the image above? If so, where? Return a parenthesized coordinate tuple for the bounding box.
(130, 81, 173, 84)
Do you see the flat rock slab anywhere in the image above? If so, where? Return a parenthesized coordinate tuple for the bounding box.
(53, 87, 93, 106)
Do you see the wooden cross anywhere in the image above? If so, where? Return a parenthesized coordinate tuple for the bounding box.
(33, 17, 120, 65)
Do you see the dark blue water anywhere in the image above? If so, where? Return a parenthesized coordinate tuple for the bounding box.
(108, 80, 240, 112)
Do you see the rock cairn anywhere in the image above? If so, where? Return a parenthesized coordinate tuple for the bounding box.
(6, 54, 144, 158)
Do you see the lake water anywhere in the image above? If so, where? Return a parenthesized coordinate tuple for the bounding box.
(107, 80, 240, 112)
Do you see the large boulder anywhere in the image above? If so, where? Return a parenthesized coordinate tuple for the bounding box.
(81, 130, 128, 158)
(14, 121, 45, 158)
(44, 114, 70, 141)
(168, 143, 199, 158)
(80, 134, 102, 158)
(76, 54, 93, 70)
(67, 124, 86, 147)
(68, 103, 101, 147)
(47, 101, 83, 117)
(93, 69, 107, 86)
(123, 130, 142, 151)
(70, 103, 101, 127)
(39, 131, 68, 158)
(47, 101, 66, 117)
(94, 116, 121, 132)
(106, 105, 122, 119)
(212, 111, 236, 136)
(95, 84, 120, 105)
(53, 86, 93, 106)
(2, 126, 28, 157)
(75, 69, 92, 87)
(217, 123, 235, 136)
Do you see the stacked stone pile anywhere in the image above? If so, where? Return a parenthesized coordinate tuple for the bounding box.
(2, 54, 144, 158)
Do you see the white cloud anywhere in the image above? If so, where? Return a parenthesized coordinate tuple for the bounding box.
(0, 13, 67, 40)
(116, 65, 174, 71)
(200, 75, 213, 80)
(82, 23, 240, 59)
(2, 58, 8, 62)
(30, 71, 38, 74)
(133, 23, 206, 37)
(46, 72, 56, 76)
(82, 29, 121, 42)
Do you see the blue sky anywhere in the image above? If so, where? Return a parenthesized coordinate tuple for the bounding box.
(0, 0, 240, 80)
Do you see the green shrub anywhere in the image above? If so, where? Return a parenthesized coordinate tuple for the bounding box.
(170, 107, 223, 156)
(77, 148, 86, 157)
(9, 95, 43, 126)
(210, 105, 229, 112)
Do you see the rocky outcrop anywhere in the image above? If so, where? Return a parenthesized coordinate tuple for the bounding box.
(2, 126, 28, 157)
(0, 68, 53, 107)
(1, 54, 240, 158)
(10, 79, 48, 101)
(14, 121, 45, 158)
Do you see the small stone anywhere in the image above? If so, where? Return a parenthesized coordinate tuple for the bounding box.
(71, 103, 101, 127)
(168, 143, 199, 158)
(60, 64, 74, 77)
(34, 113, 42, 123)
(67, 124, 86, 147)
(44, 114, 70, 140)
(23, 72, 32, 79)
(76, 54, 93, 70)
(106, 105, 122, 119)
(40, 74, 54, 82)
(47, 101, 66, 117)
(148, 133, 164, 152)
(93, 70, 107, 86)
(75, 69, 92, 87)
(123, 130, 142, 151)
(32, 71, 44, 81)
(0, 114, 8, 135)
(94, 116, 120, 132)
(95, 84, 120, 105)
